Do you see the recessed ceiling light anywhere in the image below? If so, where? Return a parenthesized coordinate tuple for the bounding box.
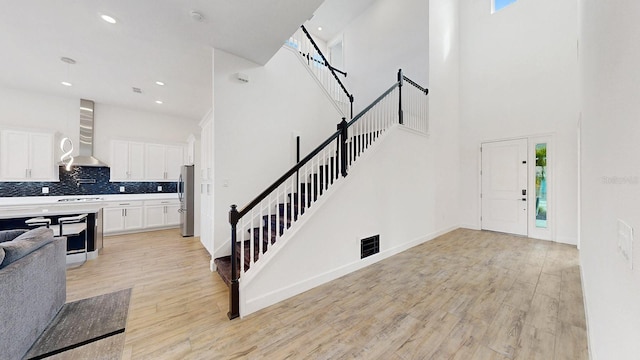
(318, 26, 323, 31)
(155, 100, 163, 104)
(101, 14, 117, 24)
(155, 81, 165, 86)
(61, 81, 72, 87)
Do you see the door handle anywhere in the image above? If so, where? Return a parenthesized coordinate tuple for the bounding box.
(521, 198, 527, 201)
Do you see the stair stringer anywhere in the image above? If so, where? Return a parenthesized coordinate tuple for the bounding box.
(282, 45, 348, 118)
(238, 125, 454, 317)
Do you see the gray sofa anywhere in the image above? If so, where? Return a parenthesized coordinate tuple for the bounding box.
(0, 228, 66, 360)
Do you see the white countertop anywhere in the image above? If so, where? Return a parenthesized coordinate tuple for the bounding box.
(0, 204, 105, 220)
(0, 193, 178, 207)
(0, 193, 179, 220)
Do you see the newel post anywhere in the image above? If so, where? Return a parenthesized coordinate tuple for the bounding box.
(338, 118, 349, 177)
(228, 204, 240, 320)
(349, 94, 354, 120)
(398, 69, 404, 125)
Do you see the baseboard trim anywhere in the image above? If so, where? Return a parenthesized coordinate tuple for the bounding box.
(460, 223, 481, 230)
(555, 235, 578, 246)
(579, 264, 594, 360)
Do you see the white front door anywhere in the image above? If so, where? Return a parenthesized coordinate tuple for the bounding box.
(481, 139, 528, 236)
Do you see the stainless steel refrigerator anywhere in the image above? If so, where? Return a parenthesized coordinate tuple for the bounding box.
(178, 165, 194, 237)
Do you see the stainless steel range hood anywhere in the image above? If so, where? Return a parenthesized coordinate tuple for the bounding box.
(62, 99, 109, 167)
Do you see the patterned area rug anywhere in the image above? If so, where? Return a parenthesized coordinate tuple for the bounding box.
(25, 288, 132, 360)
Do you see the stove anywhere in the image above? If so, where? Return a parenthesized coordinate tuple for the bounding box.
(57, 197, 104, 203)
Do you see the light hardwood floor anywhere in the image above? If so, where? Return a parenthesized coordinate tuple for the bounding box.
(65, 228, 588, 359)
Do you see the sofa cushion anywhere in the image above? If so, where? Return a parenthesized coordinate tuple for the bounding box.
(0, 229, 28, 243)
(0, 227, 54, 268)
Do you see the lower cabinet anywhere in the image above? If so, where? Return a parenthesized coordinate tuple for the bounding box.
(103, 199, 181, 235)
(144, 200, 180, 229)
(103, 202, 144, 234)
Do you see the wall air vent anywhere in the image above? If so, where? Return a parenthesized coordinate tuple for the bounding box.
(361, 235, 380, 259)
(132, 87, 142, 94)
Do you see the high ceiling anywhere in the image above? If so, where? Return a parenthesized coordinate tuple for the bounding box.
(0, 0, 325, 121)
(305, 0, 379, 42)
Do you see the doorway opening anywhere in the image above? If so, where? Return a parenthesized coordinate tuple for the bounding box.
(328, 38, 344, 72)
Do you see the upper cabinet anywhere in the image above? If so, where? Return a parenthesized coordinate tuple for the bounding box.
(0, 130, 57, 181)
(110, 140, 145, 181)
(144, 144, 184, 181)
(110, 140, 184, 182)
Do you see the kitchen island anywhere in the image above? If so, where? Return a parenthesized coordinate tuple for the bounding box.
(0, 193, 181, 261)
(0, 205, 104, 260)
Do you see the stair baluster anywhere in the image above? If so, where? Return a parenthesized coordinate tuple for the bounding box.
(218, 70, 428, 319)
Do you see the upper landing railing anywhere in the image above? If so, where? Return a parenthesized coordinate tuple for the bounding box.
(285, 25, 354, 119)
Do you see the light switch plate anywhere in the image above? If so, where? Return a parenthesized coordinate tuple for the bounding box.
(617, 219, 634, 269)
(157, 185, 162, 191)
(119, 186, 125, 193)
(42, 187, 49, 194)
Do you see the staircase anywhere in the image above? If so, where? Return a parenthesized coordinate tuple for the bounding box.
(214, 184, 313, 285)
(214, 151, 344, 285)
(215, 69, 428, 319)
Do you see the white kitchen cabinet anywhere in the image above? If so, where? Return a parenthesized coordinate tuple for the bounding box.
(144, 205, 166, 228)
(103, 207, 125, 233)
(144, 199, 180, 228)
(110, 141, 144, 181)
(0, 130, 56, 181)
(111, 140, 184, 182)
(200, 119, 212, 181)
(144, 143, 184, 181)
(166, 203, 181, 226)
(143, 144, 165, 180)
(165, 146, 184, 180)
(103, 201, 144, 234)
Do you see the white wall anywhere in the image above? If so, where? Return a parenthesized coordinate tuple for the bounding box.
(241, 126, 454, 315)
(212, 48, 344, 257)
(458, 0, 579, 244)
(93, 103, 198, 162)
(0, 86, 76, 148)
(430, 0, 461, 232)
(579, 0, 640, 358)
(238, 0, 462, 314)
(0, 85, 198, 163)
(339, 0, 429, 113)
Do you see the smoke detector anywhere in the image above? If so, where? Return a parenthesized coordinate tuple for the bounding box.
(61, 57, 76, 65)
(190, 10, 205, 22)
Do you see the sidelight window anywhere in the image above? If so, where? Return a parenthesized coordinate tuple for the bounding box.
(535, 143, 547, 228)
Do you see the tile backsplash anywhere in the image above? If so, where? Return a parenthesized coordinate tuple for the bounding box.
(0, 166, 177, 197)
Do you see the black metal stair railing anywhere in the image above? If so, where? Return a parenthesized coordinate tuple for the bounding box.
(286, 25, 354, 119)
(226, 69, 428, 319)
